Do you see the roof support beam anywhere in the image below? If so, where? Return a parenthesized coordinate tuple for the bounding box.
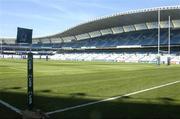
(122, 26, 125, 32)
(60, 37, 64, 43)
(88, 33, 92, 38)
(110, 28, 114, 34)
(133, 25, 137, 31)
(73, 36, 77, 41)
(171, 20, 175, 28)
(74, 36, 78, 41)
(145, 23, 149, 29)
(99, 30, 103, 36)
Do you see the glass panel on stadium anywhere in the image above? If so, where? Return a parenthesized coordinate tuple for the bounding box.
(32, 39, 40, 44)
(146, 22, 158, 29)
(100, 29, 113, 35)
(160, 21, 173, 28)
(62, 36, 74, 42)
(52, 37, 62, 43)
(123, 25, 135, 32)
(76, 33, 90, 40)
(42, 38, 50, 43)
(134, 23, 147, 30)
(112, 27, 124, 34)
(89, 31, 101, 38)
(173, 20, 180, 28)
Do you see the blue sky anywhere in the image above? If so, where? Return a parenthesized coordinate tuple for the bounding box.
(0, 0, 180, 38)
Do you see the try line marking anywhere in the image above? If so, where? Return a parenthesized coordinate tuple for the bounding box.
(46, 80, 180, 115)
(0, 100, 22, 115)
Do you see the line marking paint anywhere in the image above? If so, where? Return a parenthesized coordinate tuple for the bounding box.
(46, 80, 180, 115)
(0, 100, 22, 115)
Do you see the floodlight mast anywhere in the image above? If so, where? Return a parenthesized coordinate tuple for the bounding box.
(168, 16, 171, 55)
(158, 10, 160, 55)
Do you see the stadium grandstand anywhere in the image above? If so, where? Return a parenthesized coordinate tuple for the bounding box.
(0, 6, 180, 64)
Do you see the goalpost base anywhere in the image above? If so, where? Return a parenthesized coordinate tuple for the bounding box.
(22, 109, 49, 119)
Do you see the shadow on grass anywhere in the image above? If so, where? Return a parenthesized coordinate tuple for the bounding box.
(0, 104, 21, 119)
(0, 91, 180, 119)
(1, 86, 23, 91)
(37, 90, 108, 99)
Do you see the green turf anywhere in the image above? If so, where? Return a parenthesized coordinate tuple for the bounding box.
(0, 59, 180, 119)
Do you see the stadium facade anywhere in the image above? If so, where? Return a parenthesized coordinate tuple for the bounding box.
(0, 6, 180, 63)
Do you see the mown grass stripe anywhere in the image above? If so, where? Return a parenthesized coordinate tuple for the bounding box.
(46, 80, 180, 115)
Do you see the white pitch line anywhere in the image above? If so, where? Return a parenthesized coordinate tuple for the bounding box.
(0, 100, 22, 115)
(46, 80, 180, 115)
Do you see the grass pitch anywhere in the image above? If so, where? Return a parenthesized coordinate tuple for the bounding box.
(0, 59, 180, 119)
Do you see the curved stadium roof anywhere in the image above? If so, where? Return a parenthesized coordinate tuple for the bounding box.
(1, 6, 180, 44)
(42, 6, 180, 38)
